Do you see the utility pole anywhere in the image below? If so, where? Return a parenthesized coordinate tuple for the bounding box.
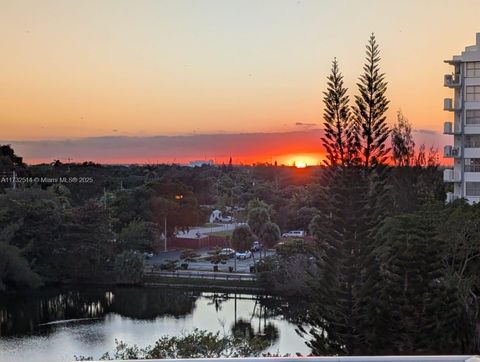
(164, 216, 167, 252)
(12, 170, 16, 190)
(66, 157, 72, 173)
(229, 235, 237, 272)
(103, 187, 107, 210)
(163, 194, 182, 252)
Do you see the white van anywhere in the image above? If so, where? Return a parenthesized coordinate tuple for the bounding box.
(282, 230, 305, 238)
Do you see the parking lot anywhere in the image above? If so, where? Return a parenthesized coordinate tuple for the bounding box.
(145, 247, 276, 273)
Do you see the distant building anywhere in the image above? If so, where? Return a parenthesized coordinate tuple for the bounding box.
(444, 33, 480, 203)
(188, 160, 214, 167)
(209, 209, 233, 223)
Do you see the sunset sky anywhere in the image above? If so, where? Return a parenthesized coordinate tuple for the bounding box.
(0, 0, 477, 164)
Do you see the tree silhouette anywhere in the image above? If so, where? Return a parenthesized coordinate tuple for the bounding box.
(322, 58, 357, 167)
(353, 33, 390, 170)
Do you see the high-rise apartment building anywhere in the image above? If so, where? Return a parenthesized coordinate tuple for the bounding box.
(444, 33, 480, 203)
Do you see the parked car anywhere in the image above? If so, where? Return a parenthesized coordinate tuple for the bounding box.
(250, 241, 262, 252)
(236, 250, 252, 260)
(282, 230, 305, 238)
(143, 252, 154, 259)
(219, 248, 236, 258)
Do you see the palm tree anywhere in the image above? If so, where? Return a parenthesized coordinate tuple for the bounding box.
(231, 225, 255, 271)
(259, 222, 281, 259)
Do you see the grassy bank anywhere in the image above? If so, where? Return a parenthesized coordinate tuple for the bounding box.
(207, 230, 233, 237)
(143, 275, 262, 293)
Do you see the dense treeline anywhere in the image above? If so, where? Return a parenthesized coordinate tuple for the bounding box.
(0, 144, 327, 291)
(0, 139, 444, 294)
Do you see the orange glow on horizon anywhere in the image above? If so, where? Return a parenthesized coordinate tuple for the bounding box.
(280, 154, 322, 168)
(23, 152, 326, 166)
(295, 161, 307, 168)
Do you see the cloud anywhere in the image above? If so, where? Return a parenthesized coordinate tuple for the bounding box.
(295, 122, 318, 128)
(2, 127, 449, 165)
(2, 130, 326, 164)
(414, 128, 439, 135)
(410, 128, 450, 149)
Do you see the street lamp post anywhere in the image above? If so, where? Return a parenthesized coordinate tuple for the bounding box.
(164, 194, 183, 252)
(164, 216, 167, 252)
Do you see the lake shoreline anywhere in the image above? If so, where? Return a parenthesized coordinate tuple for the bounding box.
(0, 285, 309, 361)
(145, 281, 264, 293)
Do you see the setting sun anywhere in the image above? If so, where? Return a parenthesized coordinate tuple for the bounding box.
(280, 153, 322, 168)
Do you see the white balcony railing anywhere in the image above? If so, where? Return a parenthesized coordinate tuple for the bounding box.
(446, 192, 460, 203)
(444, 73, 462, 87)
(443, 121, 461, 134)
(444, 145, 462, 158)
(443, 168, 461, 182)
(81, 355, 480, 362)
(444, 98, 461, 111)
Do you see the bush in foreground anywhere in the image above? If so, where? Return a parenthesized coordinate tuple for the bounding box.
(75, 328, 274, 360)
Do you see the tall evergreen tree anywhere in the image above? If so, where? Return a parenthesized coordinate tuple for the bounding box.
(353, 33, 390, 170)
(321, 58, 357, 167)
(306, 166, 371, 355)
(423, 201, 479, 354)
(366, 202, 479, 354)
(353, 36, 393, 347)
(305, 34, 392, 355)
(305, 57, 372, 354)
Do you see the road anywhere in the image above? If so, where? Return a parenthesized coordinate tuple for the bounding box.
(146, 247, 275, 273)
(175, 222, 245, 238)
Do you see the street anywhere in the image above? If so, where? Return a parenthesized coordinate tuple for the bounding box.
(174, 223, 244, 238)
(146, 247, 275, 273)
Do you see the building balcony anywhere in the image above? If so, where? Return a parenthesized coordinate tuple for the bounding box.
(443, 169, 461, 182)
(446, 192, 460, 203)
(443, 121, 461, 134)
(444, 73, 462, 87)
(444, 145, 461, 158)
(444, 98, 462, 111)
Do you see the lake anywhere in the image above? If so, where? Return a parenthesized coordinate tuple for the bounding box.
(0, 286, 310, 361)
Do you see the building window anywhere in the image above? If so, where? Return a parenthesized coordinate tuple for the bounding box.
(465, 135, 480, 147)
(466, 62, 480, 77)
(466, 182, 480, 196)
(466, 110, 480, 124)
(466, 86, 480, 101)
(465, 158, 480, 172)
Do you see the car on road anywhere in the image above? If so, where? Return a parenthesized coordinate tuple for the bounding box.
(219, 248, 236, 258)
(282, 230, 305, 238)
(250, 241, 262, 252)
(236, 250, 252, 260)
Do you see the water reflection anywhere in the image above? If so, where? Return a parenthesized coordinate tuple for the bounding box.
(205, 292, 230, 312)
(0, 288, 110, 336)
(0, 287, 310, 361)
(111, 287, 199, 320)
(0, 287, 203, 336)
(232, 318, 255, 338)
